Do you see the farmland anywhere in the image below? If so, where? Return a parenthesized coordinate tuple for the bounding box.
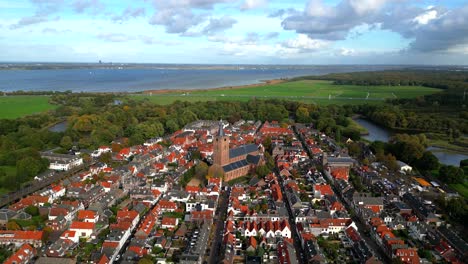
(0, 95, 56, 119)
(131, 80, 442, 105)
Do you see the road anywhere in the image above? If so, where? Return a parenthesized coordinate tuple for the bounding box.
(208, 188, 229, 264)
(275, 167, 306, 264)
(293, 125, 389, 263)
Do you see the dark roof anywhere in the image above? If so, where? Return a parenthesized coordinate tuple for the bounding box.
(223, 159, 249, 173)
(229, 144, 257, 159)
(246, 154, 261, 165)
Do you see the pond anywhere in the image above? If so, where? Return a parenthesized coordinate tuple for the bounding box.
(355, 118, 468, 166)
(48, 121, 68, 132)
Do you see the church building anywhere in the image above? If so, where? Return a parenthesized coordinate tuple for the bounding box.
(212, 121, 263, 182)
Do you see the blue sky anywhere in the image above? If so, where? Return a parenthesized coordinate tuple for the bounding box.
(0, 0, 467, 64)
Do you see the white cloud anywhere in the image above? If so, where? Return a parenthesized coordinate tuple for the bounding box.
(339, 47, 356, 56)
(241, 0, 268, 11)
(412, 8, 438, 25)
(282, 34, 329, 52)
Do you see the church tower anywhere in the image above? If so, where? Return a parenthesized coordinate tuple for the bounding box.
(213, 120, 230, 166)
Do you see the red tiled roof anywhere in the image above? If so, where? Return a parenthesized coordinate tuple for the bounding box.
(314, 184, 334, 196)
(77, 210, 96, 220)
(70, 221, 95, 230)
(4, 244, 36, 264)
(0, 231, 43, 241)
(161, 217, 177, 226)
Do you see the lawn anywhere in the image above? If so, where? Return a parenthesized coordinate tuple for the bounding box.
(131, 80, 441, 105)
(449, 183, 468, 199)
(0, 96, 56, 119)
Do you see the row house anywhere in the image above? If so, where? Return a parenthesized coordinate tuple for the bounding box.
(0, 230, 44, 247)
(237, 220, 291, 238)
(4, 244, 36, 264)
(306, 218, 354, 236)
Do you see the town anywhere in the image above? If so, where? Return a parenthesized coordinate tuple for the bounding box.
(0, 119, 466, 264)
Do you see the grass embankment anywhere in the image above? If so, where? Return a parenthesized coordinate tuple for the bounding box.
(347, 118, 369, 135)
(449, 183, 468, 199)
(132, 80, 441, 105)
(0, 95, 56, 119)
(426, 133, 468, 154)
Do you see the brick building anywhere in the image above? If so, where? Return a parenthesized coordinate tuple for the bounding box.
(212, 121, 263, 181)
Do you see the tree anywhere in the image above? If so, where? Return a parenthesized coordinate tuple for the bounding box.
(138, 258, 153, 264)
(256, 165, 270, 177)
(6, 221, 21, 230)
(439, 165, 465, 184)
(335, 127, 342, 142)
(16, 157, 45, 183)
(60, 136, 73, 150)
(415, 151, 440, 172)
(25, 206, 39, 216)
(296, 106, 311, 123)
(194, 162, 208, 179)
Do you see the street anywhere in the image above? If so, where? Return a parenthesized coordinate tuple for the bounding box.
(208, 188, 230, 264)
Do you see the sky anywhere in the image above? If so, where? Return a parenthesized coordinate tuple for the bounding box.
(0, 0, 468, 64)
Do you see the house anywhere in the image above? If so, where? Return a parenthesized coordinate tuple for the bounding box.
(161, 217, 179, 229)
(0, 231, 44, 247)
(116, 210, 140, 230)
(157, 200, 178, 212)
(4, 244, 36, 264)
(397, 161, 412, 173)
(353, 194, 384, 214)
(77, 210, 99, 223)
(41, 152, 83, 171)
(395, 248, 420, 264)
(60, 230, 79, 244)
(70, 221, 95, 238)
(313, 184, 334, 199)
(246, 237, 257, 252)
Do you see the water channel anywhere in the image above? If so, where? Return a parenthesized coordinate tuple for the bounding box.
(354, 118, 467, 166)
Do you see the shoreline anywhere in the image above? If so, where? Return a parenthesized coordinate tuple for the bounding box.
(141, 79, 286, 94)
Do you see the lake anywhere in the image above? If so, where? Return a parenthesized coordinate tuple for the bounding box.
(0, 65, 401, 93)
(355, 118, 467, 166)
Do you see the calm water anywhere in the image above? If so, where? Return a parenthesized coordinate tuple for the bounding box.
(355, 118, 467, 166)
(0, 65, 400, 92)
(48, 121, 68, 132)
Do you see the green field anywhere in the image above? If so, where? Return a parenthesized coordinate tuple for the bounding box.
(131, 80, 442, 105)
(449, 183, 468, 199)
(0, 95, 56, 119)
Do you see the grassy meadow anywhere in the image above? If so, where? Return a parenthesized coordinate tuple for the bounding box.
(0, 95, 56, 119)
(131, 80, 441, 105)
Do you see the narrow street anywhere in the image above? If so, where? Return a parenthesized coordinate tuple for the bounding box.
(293, 125, 389, 263)
(208, 188, 230, 264)
(276, 167, 306, 264)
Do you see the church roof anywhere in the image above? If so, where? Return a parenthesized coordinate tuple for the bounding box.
(229, 144, 257, 159)
(223, 159, 249, 172)
(246, 154, 261, 165)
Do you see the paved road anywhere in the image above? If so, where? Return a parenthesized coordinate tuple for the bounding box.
(276, 168, 306, 264)
(208, 188, 230, 264)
